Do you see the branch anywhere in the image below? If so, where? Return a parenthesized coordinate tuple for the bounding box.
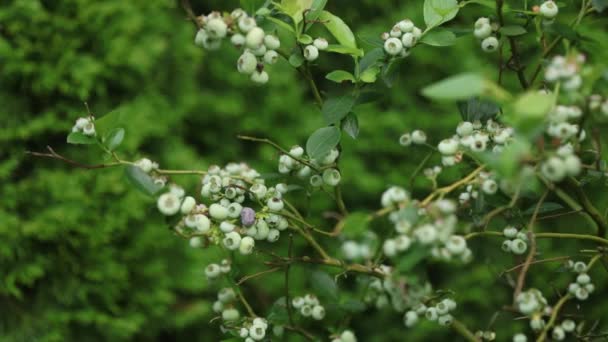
(26, 146, 123, 170)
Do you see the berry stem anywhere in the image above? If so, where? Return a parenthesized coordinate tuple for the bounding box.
(451, 319, 480, 342)
(535, 294, 572, 342)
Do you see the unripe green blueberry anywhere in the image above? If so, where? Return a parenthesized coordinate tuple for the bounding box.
(223, 231, 242, 250)
(213, 300, 223, 313)
(412, 26, 422, 39)
(250, 44, 267, 56)
(157, 192, 181, 216)
(254, 220, 270, 240)
(481, 36, 499, 52)
(384, 37, 403, 55)
(540, 1, 559, 18)
(541, 157, 566, 182)
(446, 235, 467, 255)
(551, 326, 565, 341)
(237, 52, 258, 75)
(576, 273, 590, 285)
(399, 133, 412, 146)
(222, 308, 240, 321)
(310, 174, 323, 187)
(246, 27, 265, 49)
(264, 34, 280, 50)
(456, 121, 474, 136)
(411, 130, 427, 144)
(292, 296, 305, 308)
(561, 319, 575, 332)
(300, 304, 312, 317)
(238, 16, 257, 32)
(435, 302, 450, 315)
(438, 138, 459, 155)
(482, 179, 498, 195)
(513, 333, 527, 342)
(267, 228, 280, 242)
(313, 38, 328, 50)
(475, 17, 490, 28)
(194, 29, 208, 47)
(180, 196, 196, 214)
(322, 168, 341, 186)
(389, 26, 402, 37)
(575, 287, 589, 300)
(501, 239, 512, 252)
(340, 330, 356, 342)
(304, 45, 319, 61)
(205, 263, 221, 278)
(289, 145, 304, 158)
(209, 203, 229, 220)
(573, 261, 587, 273)
(437, 314, 453, 326)
(568, 282, 580, 294)
(585, 283, 595, 293)
(530, 316, 546, 331)
(194, 214, 211, 233)
(267, 197, 284, 212)
(503, 226, 518, 238)
(383, 239, 397, 257)
(189, 237, 202, 248)
(563, 155, 581, 176)
(263, 50, 279, 64)
(249, 324, 266, 341)
(474, 23, 492, 39)
(251, 70, 269, 84)
(227, 202, 242, 218)
(312, 305, 326, 320)
(401, 32, 416, 48)
(218, 287, 236, 302)
(404, 310, 419, 327)
(239, 236, 255, 255)
(394, 235, 412, 252)
(510, 238, 528, 255)
(397, 19, 414, 32)
(425, 307, 438, 321)
(206, 18, 227, 38)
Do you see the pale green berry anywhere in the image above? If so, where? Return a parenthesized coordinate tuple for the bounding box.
(510, 238, 528, 255)
(310, 174, 323, 187)
(189, 237, 202, 248)
(513, 333, 527, 342)
(249, 324, 266, 341)
(576, 273, 590, 285)
(540, 1, 559, 18)
(238, 16, 257, 32)
(425, 307, 438, 321)
(239, 236, 255, 255)
(412, 27, 422, 39)
(304, 45, 319, 61)
(474, 23, 492, 39)
(399, 133, 412, 146)
(573, 261, 587, 273)
(209, 203, 229, 220)
(292, 296, 305, 309)
(503, 226, 518, 238)
(340, 330, 356, 342)
(194, 29, 208, 46)
(157, 192, 181, 216)
(206, 18, 227, 38)
(541, 157, 566, 182)
(250, 44, 267, 56)
(267, 197, 284, 212)
(237, 52, 258, 75)
(481, 36, 499, 52)
(501, 240, 512, 252)
(446, 235, 467, 255)
(437, 314, 453, 326)
(222, 308, 240, 321)
(383, 239, 397, 257)
(551, 326, 565, 341)
(264, 50, 279, 64)
(312, 305, 326, 320)
(411, 130, 427, 144)
(438, 138, 459, 155)
(267, 229, 280, 242)
(223, 231, 241, 250)
(575, 287, 589, 300)
(563, 155, 581, 176)
(300, 305, 312, 316)
(482, 179, 498, 195)
(194, 214, 211, 233)
(205, 263, 221, 278)
(251, 70, 269, 84)
(401, 32, 416, 48)
(561, 319, 575, 332)
(404, 310, 419, 327)
(82, 121, 96, 136)
(246, 27, 265, 49)
(322, 168, 341, 186)
(397, 19, 414, 32)
(180, 196, 196, 214)
(313, 38, 328, 50)
(384, 37, 403, 55)
(263, 34, 281, 50)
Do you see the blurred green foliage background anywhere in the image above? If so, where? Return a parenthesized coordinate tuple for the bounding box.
(1, 0, 607, 341)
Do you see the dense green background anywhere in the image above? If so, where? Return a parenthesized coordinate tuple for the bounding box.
(2, 0, 607, 341)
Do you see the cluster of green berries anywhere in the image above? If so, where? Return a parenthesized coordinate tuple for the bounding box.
(588, 94, 608, 117)
(341, 234, 374, 261)
(364, 268, 422, 312)
(515, 288, 557, 333)
(134, 157, 166, 187)
(193, 9, 281, 84)
(540, 144, 582, 183)
(544, 54, 584, 91)
(205, 259, 232, 279)
(302, 37, 329, 62)
(292, 294, 326, 320)
(566, 260, 595, 300)
(458, 171, 499, 205)
(473, 17, 499, 53)
(238, 317, 269, 341)
(474, 330, 497, 341)
(501, 226, 529, 255)
(330, 330, 357, 342)
(404, 298, 457, 328)
(278, 145, 341, 187)
(381, 18, 422, 57)
(212, 287, 240, 322)
(71, 116, 96, 136)
(399, 129, 427, 146)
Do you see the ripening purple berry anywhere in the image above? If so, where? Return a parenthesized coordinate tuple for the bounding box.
(240, 207, 256, 227)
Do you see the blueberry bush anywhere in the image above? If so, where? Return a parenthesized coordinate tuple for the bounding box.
(14, 0, 608, 341)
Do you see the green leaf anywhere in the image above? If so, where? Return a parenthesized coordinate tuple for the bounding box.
(323, 95, 356, 125)
(396, 246, 429, 273)
(340, 299, 366, 313)
(340, 211, 368, 238)
(310, 271, 338, 300)
(326, 70, 356, 83)
(306, 126, 341, 161)
(280, 0, 313, 24)
(240, 0, 266, 13)
(267, 297, 289, 325)
(522, 202, 564, 215)
(593, 0, 608, 12)
(103, 127, 125, 151)
(95, 108, 127, 134)
(124, 165, 163, 196)
(289, 50, 304, 67)
(423, 0, 459, 29)
(457, 97, 501, 122)
(325, 44, 364, 57)
(499, 25, 527, 36)
(512, 91, 554, 119)
(67, 132, 97, 144)
(341, 113, 359, 139)
(305, 0, 328, 24)
(266, 16, 296, 33)
(462, 0, 496, 8)
(318, 11, 357, 49)
(358, 48, 384, 73)
(360, 66, 380, 83)
(421, 73, 486, 101)
(420, 29, 457, 46)
(298, 34, 313, 44)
